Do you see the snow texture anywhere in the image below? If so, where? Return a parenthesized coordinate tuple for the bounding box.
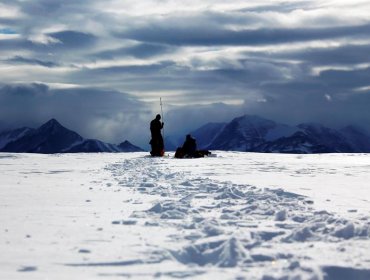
(0, 152, 370, 279)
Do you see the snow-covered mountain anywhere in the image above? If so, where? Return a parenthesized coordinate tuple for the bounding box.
(118, 140, 144, 152)
(0, 119, 143, 153)
(340, 125, 370, 152)
(65, 139, 121, 153)
(297, 123, 353, 152)
(164, 122, 226, 151)
(207, 115, 272, 151)
(0, 127, 34, 149)
(198, 115, 370, 153)
(190, 122, 226, 149)
(253, 131, 333, 153)
(1, 119, 84, 153)
(65, 139, 143, 153)
(207, 115, 299, 151)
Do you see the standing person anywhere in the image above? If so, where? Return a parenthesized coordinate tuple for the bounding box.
(150, 114, 164, 156)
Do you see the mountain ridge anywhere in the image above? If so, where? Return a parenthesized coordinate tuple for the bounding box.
(2, 115, 370, 154)
(0, 119, 144, 154)
(194, 115, 370, 153)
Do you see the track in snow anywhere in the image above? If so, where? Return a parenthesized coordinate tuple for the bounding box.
(93, 156, 370, 279)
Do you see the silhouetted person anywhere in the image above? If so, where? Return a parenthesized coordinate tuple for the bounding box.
(150, 114, 164, 156)
(174, 134, 211, 158)
(182, 134, 197, 157)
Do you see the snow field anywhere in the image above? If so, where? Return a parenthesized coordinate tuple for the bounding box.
(1, 152, 370, 279)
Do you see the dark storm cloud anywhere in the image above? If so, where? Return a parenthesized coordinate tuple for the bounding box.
(161, 57, 370, 134)
(0, 1, 97, 41)
(257, 44, 370, 66)
(0, 37, 34, 51)
(238, 2, 314, 13)
(120, 24, 370, 46)
(317, 67, 370, 91)
(0, 31, 96, 53)
(48, 31, 97, 49)
(0, 18, 17, 26)
(5, 56, 59, 68)
(67, 58, 289, 97)
(18, 0, 67, 15)
(16, 0, 93, 18)
(253, 65, 370, 103)
(92, 43, 173, 60)
(242, 87, 370, 130)
(222, 64, 370, 130)
(210, 60, 292, 83)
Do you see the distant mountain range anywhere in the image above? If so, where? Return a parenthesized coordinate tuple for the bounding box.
(167, 115, 370, 153)
(0, 119, 143, 154)
(2, 115, 370, 154)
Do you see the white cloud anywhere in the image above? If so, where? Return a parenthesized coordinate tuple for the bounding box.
(0, 3, 23, 19)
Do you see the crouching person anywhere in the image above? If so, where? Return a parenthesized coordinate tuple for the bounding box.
(182, 134, 197, 157)
(175, 134, 211, 158)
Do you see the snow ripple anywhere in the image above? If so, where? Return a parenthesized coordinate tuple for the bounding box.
(108, 157, 370, 279)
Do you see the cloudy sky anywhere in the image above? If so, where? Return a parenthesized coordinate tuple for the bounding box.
(1, 0, 370, 147)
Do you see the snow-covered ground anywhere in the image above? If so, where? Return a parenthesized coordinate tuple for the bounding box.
(1, 152, 370, 279)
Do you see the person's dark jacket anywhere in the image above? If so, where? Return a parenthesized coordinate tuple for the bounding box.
(182, 135, 197, 156)
(150, 118, 163, 139)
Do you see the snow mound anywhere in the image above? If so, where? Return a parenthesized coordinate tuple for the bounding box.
(275, 209, 287, 221)
(215, 185, 246, 199)
(148, 200, 189, 215)
(283, 226, 317, 242)
(171, 237, 251, 267)
(333, 223, 355, 239)
(202, 223, 224, 237)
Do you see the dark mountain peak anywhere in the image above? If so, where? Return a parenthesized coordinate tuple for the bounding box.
(39, 118, 63, 131)
(0, 119, 143, 154)
(254, 130, 334, 154)
(1, 118, 84, 153)
(233, 114, 276, 130)
(298, 122, 353, 152)
(118, 140, 143, 152)
(208, 115, 279, 151)
(298, 122, 328, 131)
(203, 114, 370, 153)
(46, 118, 60, 125)
(237, 114, 274, 123)
(298, 122, 339, 136)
